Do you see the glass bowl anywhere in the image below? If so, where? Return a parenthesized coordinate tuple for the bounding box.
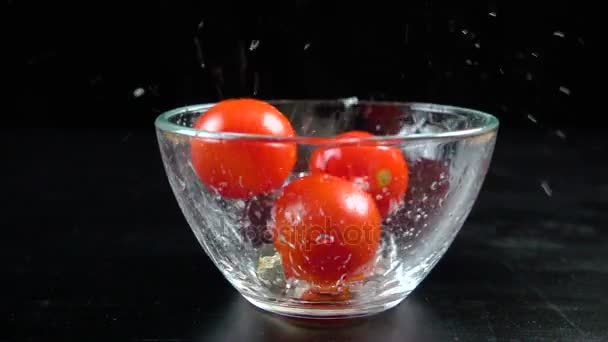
(155, 99, 498, 319)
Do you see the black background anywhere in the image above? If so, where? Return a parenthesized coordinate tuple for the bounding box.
(6, 1, 607, 341)
(6, 1, 599, 129)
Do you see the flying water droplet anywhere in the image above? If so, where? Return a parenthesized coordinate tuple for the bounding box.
(133, 88, 145, 98)
(554, 130, 567, 140)
(527, 114, 538, 124)
(540, 180, 553, 197)
(303, 43, 311, 50)
(553, 31, 566, 38)
(249, 40, 260, 51)
(488, 11, 497, 17)
(559, 86, 571, 96)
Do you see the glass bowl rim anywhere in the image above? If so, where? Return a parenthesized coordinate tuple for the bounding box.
(154, 99, 499, 143)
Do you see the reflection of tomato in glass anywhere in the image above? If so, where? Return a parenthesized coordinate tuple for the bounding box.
(394, 158, 450, 229)
(309, 131, 409, 217)
(241, 194, 275, 247)
(273, 174, 381, 287)
(190, 99, 297, 199)
(360, 103, 403, 135)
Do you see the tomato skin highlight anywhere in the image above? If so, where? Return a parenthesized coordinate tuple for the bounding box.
(191, 99, 297, 199)
(273, 174, 381, 287)
(309, 131, 409, 217)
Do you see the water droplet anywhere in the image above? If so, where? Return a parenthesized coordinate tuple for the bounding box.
(461, 29, 469, 35)
(553, 31, 566, 38)
(540, 180, 553, 197)
(133, 88, 145, 98)
(339, 219, 345, 224)
(474, 42, 480, 49)
(315, 234, 335, 245)
(303, 43, 311, 50)
(525, 72, 533, 81)
(375, 124, 381, 131)
(249, 40, 260, 51)
(488, 11, 497, 17)
(375, 194, 383, 200)
(531, 52, 540, 58)
(465, 59, 473, 65)
(559, 86, 571, 96)
(430, 181, 438, 191)
(554, 130, 567, 139)
(527, 114, 538, 124)
(414, 214, 422, 222)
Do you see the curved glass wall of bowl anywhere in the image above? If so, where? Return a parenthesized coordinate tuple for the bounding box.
(155, 100, 498, 319)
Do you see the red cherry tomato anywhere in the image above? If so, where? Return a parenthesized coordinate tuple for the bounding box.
(273, 174, 381, 286)
(309, 131, 409, 217)
(191, 99, 297, 198)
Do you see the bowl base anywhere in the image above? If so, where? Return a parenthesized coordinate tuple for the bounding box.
(243, 295, 405, 319)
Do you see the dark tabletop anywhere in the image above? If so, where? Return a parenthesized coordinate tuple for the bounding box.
(6, 126, 607, 341)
